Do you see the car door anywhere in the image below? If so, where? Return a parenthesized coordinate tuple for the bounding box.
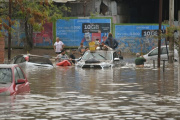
(161, 47, 169, 60)
(14, 67, 28, 94)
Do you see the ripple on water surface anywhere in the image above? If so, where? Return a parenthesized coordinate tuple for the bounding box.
(0, 60, 179, 119)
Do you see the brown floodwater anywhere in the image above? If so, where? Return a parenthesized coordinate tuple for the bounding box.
(0, 58, 180, 120)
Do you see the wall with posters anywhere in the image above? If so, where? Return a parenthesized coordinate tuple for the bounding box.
(2, 18, 169, 55)
(33, 23, 53, 46)
(2, 19, 25, 47)
(56, 19, 111, 47)
(115, 24, 167, 53)
(2, 20, 53, 47)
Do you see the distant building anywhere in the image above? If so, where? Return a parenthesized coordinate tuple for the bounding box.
(54, 0, 180, 24)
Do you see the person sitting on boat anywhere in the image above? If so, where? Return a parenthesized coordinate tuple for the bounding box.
(135, 53, 146, 68)
(57, 49, 69, 62)
(56, 49, 73, 66)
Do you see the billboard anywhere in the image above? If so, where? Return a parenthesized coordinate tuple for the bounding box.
(2, 20, 53, 47)
(33, 23, 53, 46)
(115, 25, 167, 53)
(1, 19, 25, 47)
(56, 19, 111, 46)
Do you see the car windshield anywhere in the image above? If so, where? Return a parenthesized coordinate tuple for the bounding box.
(29, 56, 53, 65)
(82, 51, 112, 60)
(0, 68, 12, 83)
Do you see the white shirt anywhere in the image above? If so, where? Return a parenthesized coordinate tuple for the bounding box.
(54, 41, 64, 52)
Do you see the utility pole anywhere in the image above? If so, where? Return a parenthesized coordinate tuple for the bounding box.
(178, 10, 180, 88)
(8, 0, 12, 61)
(178, 10, 180, 59)
(158, 0, 162, 68)
(168, 0, 174, 64)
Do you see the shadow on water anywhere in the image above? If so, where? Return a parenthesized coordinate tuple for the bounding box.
(0, 59, 180, 119)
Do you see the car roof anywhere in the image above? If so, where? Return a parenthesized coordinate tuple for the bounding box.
(87, 50, 115, 53)
(21, 54, 45, 57)
(0, 64, 18, 68)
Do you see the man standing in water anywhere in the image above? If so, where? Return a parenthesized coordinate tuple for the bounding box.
(104, 33, 119, 50)
(54, 37, 64, 54)
(135, 53, 146, 68)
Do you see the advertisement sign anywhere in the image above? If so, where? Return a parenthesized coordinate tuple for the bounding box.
(115, 25, 167, 53)
(82, 23, 110, 33)
(33, 23, 53, 46)
(56, 19, 111, 46)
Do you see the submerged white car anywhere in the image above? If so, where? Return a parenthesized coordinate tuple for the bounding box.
(76, 50, 124, 68)
(143, 45, 179, 62)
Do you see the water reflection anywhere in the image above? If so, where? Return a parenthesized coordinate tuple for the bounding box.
(0, 61, 180, 119)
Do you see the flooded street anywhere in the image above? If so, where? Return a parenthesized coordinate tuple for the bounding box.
(1, 58, 180, 120)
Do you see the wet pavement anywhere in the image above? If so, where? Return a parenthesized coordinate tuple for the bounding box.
(1, 57, 180, 120)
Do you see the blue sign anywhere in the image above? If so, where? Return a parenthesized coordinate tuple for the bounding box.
(56, 19, 111, 46)
(115, 25, 167, 53)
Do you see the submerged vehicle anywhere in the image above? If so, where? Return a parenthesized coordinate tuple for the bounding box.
(143, 45, 179, 62)
(0, 64, 30, 95)
(76, 50, 124, 68)
(11, 54, 53, 67)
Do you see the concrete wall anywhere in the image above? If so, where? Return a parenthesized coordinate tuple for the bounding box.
(65, 0, 130, 23)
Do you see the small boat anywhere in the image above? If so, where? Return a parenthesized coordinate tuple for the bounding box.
(56, 60, 71, 66)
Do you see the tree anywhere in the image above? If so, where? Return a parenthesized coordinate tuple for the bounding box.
(0, 0, 71, 51)
(15, 0, 70, 51)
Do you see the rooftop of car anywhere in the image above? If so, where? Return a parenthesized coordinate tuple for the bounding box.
(87, 50, 115, 53)
(0, 64, 18, 68)
(22, 54, 46, 57)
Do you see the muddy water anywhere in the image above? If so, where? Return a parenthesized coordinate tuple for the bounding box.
(1, 59, 180, 120)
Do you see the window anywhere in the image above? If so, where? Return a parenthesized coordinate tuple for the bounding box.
(149, 48, 158, 56)
(82, 51, 112, 60)
(14, 68, 20, 83)
(0, 68, 12, 83)
(14, 56, 25, 64)
(161, 47, 168, 54)
(16, 67, 25, 79)
(113, 52, 118, 58)
(29, 56, 53, 65)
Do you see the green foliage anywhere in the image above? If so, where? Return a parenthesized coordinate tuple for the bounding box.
(90, 12, 99, 18)
(166, 26, 179, 37)
(33, 23, 42, 32)
(0, 0, 71, 51)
